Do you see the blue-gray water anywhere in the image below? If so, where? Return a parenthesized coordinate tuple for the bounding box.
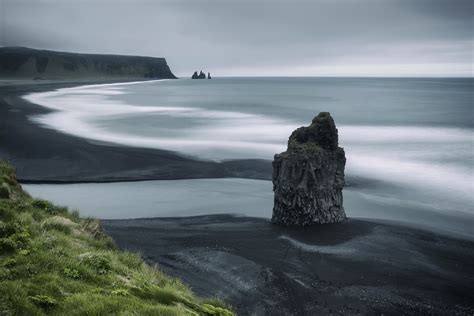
(23, 78, 473, 237)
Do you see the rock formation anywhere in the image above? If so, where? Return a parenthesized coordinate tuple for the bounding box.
(191, 70, 206, 79)
(191, 70, 209, 79)
(0, 47, 177, 80)
(208, 72, 212, 79)
(272, 112, 346, 226)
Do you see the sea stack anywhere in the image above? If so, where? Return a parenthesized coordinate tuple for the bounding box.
(272, 112, 346, 226)
(191, 70, 206, 79)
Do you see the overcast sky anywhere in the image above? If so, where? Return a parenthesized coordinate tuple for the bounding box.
(1, 0, 472, 77)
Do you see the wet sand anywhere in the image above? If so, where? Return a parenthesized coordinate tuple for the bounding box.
(0, 80, 271, 182)
(103, 215, 474, 315)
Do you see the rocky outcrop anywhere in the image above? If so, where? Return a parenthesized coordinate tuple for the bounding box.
(0, 47, 177, 80)
(208, 72, 212, 79)
(191, 70, 206, 79)
(272, 112, 346, 226)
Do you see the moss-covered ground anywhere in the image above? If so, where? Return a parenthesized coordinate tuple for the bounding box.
(0, 161, 233, 316)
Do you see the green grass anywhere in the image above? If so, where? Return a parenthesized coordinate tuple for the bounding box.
(0, 161, 233, 316)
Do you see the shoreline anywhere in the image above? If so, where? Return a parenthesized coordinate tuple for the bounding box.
(0, 79, 272, 182)
(102, 214, 474, 315)
(22, 177, 474, 241)
(3, 79, 473, 314)
(16, 172, 271, 184)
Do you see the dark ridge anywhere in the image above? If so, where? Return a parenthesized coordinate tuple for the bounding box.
(35, 56, 49, 73)
(0, 46, 177, 80)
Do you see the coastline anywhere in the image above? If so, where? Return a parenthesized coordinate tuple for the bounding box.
(0, 80, 272, 182)
(2, 79, 473, 314)
(102, 214, 474, 315)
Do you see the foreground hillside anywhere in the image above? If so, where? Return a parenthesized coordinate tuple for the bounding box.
(0, 161, 232, 315)
(0, 47, 177, 80)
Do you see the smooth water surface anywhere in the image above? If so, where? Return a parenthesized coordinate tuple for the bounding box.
(23, 179, 474, 238)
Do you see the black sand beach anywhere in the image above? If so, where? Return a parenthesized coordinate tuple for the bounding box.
(103, 215, 474, 315)
(3, 80, 474, 315)
(3, 2, 473, 315)
(0, 80, 271, 182)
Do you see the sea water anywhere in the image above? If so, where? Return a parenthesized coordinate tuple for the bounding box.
(23, 78, 474, 237)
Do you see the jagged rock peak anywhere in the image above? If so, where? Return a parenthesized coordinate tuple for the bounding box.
(191, 70, 207, 79)
(272, 112, 346, 226)
(288, 112, 338, 151)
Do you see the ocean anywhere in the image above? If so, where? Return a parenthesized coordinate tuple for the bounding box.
(23, 77, 474, 237)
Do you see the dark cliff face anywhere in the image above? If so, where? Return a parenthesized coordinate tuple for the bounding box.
(0, 47, 177, 80)
(272, 112, 346, 226)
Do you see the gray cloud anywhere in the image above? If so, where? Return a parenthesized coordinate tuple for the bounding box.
(1, 0, 472, 76)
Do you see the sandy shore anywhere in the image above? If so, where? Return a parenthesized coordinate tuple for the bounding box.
(103, 215, 474, 315)
(0, 80, 271, 182)
(5, 80, 474, 315)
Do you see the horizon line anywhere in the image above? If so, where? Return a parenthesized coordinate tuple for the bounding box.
(175, 75, 473, 79)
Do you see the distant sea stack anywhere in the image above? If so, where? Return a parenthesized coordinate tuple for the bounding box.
(191, 70, 211, 79)
(272, 112, 346, 226)
(0, 47, 177, 80)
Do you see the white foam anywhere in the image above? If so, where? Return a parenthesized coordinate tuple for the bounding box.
(346, 152, 473, 204)
(23, 80, 474, 213)
(340, 125, 473, 143)
(24, 80, 293, 160)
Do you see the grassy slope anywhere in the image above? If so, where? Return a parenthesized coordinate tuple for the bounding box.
(0, 162, 233, 316)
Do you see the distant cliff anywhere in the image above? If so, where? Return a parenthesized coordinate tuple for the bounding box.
(0, 47, 177, 80)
